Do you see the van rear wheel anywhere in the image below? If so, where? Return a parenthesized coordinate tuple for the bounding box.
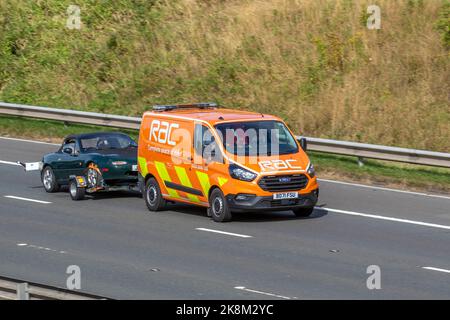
(208, 188, 232, 222)
(145, 178, 166, 211)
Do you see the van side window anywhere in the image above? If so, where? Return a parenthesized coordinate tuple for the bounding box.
(194, 124, 214, 156)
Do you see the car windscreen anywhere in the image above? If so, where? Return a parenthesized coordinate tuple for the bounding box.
(214, 120, 299, 156)
(80, 134, 137, 152)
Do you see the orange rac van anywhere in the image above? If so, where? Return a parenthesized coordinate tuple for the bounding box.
(138, 103, 318, 222)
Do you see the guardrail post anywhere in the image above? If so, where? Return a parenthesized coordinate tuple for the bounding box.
(357, 157, 365, 167)
(17, 282, 30, 300)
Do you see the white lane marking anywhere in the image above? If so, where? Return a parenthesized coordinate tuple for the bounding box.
(234, 286, 292, 300)
(422, 267, 450, 274)
(4, 195, 51, 204)
(0, 160, 21, 166)
(196, 228, 252, 238)
(318, 178, 450, 200)
(16, 243, 66, 254)
(318, 207, 450, 230)
(0, 136, 59, 146)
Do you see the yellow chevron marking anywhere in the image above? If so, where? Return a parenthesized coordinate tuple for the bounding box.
(174, 166, 200, 203)
(196, 171, 211, 199)
(154, 161, 179, 198)
(138, 157, 148, 177)
(218, 177, 228, 187)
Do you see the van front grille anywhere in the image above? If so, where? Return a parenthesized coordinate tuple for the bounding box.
(258, 174, 309, 192)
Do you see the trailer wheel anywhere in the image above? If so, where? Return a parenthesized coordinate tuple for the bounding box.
(144, 178, 166, 211)
(69, 179, 85, 201)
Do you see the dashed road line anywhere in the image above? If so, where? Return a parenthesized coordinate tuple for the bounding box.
(0, 136, 59, 146)
(234, 286, 293, 300)
(16, 243, 67, 254)
(0, 160, 21, 166)
(4, 195, 51, 204)
(422, 267, 450, 274)
(196, 228, 252, 238)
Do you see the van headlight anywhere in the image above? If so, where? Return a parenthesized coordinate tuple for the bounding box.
(307, 162, 315, 178)
(229, 163, 257, 182)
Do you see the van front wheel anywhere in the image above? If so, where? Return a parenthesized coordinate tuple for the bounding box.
(208, 188, 232, 222)
(145, 178, 166, 211)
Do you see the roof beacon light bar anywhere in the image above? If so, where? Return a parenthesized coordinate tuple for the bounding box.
(152, 102, 218, 112)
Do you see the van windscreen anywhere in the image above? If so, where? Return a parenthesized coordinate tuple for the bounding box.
(214, 120, 299, 156)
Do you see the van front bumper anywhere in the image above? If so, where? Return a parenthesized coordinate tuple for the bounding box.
(225, 189, 318, 212)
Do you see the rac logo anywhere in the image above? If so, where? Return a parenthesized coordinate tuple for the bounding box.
(150, 119, 179, 146)
(258, 159, 301, 171)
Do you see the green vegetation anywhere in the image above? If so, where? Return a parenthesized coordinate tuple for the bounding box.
(436, 0, 450, 48)
(1, 116, 450, 193)
(0, 0, 449, 151)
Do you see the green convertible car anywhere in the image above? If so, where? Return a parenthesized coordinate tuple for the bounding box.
(40, 132, 138, 200)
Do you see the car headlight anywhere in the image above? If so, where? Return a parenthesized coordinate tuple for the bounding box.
(229, 163, 257, 182)
(307, 162, 315, 178)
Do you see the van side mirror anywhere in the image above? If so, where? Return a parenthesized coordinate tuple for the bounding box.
(63, 147, 73, 155)
(299, 138, 307, 151)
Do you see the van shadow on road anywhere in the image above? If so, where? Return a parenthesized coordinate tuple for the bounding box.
(167, 203, 328, 223)
(89, 190, 142, 200)
(29, 186, 328, 222)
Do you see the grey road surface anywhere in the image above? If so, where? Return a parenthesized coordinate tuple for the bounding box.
(0, 136, 449, 299)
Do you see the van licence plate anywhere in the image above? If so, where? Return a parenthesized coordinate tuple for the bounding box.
(273, 192, 298, 200)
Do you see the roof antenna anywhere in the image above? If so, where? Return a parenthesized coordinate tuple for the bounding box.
(261, 113, 264, 117)
(218, 116, 224, 120)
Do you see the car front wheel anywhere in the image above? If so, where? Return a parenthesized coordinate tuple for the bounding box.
(144, 178, 166, 211)
(41, 166, 60, 193)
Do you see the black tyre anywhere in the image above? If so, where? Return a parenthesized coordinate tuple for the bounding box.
(208, 188, 232, 222)
(144, 178, 166, 211)
(41, 166, 60, 193)
(293, 207, 314, 217)
(69, 179, 85, 201)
